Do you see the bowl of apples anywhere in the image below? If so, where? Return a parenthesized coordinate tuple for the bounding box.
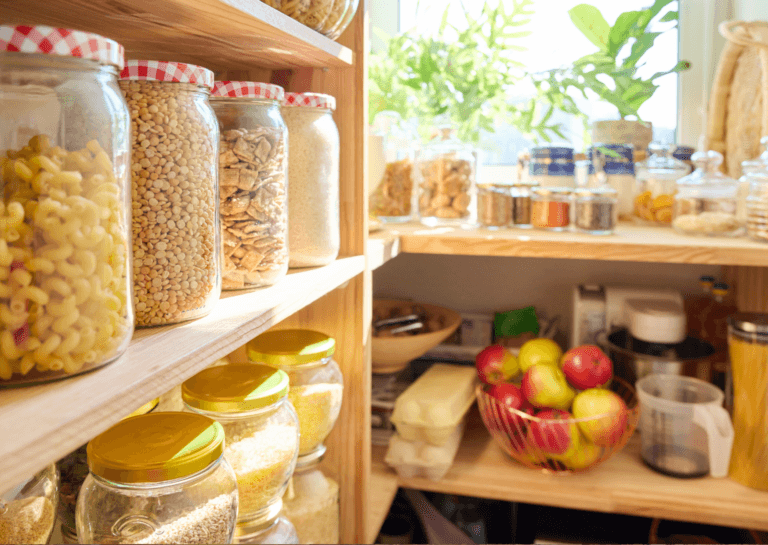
(474, 340, 640, 473)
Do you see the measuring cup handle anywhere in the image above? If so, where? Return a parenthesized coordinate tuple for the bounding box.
(692, 404, 735, 478)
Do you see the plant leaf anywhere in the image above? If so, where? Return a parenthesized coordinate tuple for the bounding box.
(568, 4, 611, 51)
(625, 32, 661, 67)
(608, 11, 642, 57)
(659, 10, 678, 22)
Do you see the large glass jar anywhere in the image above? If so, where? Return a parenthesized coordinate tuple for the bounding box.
(529, 147, 575, 188)
(76, 412, 238, 544)
(672, 151, 743, 237)
(328, 0, 359, 39)
(182, 364, 299, 539)
(282, 93, 340, 268)
(589, 144, 635, 220)
(210, 81, 289, 290)
(634, 143, 690, 225)
(238, 517, 298, 545)
(260, 0, 342, 34)
(369, 113, 414, 223)
(0, 26, 133, 384)
(417, 127, 477, 227)
(247, 329, 343, 459)
(745, 168, 768, 242)
(0, 464, 58, 544)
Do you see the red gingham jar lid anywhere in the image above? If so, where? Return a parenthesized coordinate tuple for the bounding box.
(211, 81, 284, 101)
(283, 92, 336, 111)
(120, 60, 214, 89)
(0, 25, 124, 69)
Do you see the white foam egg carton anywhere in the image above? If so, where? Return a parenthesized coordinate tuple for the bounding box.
(384, 419, 465, 481)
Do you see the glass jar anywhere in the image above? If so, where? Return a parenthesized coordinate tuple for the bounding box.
(510, 183, 535, 228)
(210, 81, 289, 290)
(182, 364, 299, 538)
(247, 329, 343, 459)
(672, 151, 743, 237)
(237, 516, 298, 545)
(531, 187, 572, 231)
(589, 144, 635, 220)
(282, 93, 340, 268)
(529, 147, 575, 188)
(672, 145, 696, 172)
(261, 0, 339, 33)
(76, 412, 238, 544)
(634, 143, 690, 225)
(745, 168, 768, 242)
(0, 26, 133, 384)
(574, 186, 618, 235)
(120, 60, 220, 327)
(416, 127, 477, 227)
(369, 113, 414, 223)
(56, 397, 159, 544)
(328, 0, 358, 39)
(739, 159, 765, 226)
(477, 184, 511, 229)
(0, 464, 58, 544)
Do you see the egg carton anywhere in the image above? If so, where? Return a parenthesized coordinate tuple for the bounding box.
(384, 419, 465, 481)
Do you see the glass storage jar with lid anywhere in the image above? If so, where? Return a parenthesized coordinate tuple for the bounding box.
(745, 167, 768, 242)
(76, 412, 238, 544)
(589, 144, 635, 220)
(529, 147, 576, 188)
(0, 26, 133, 384)
(120, 60, 220, 327)
(574, 186, 618, 235)
(260, 0, 346, 34)
(210, 81, 288, 291)
(237, 516, 298, 545)
(182, 363, 299, 541)
(531, 187, 572, 231)
(328, 0, 359, 39)
(672, 150, 743, 237)
(477, 183, 512, 229)
(247, 329, 343, 459)
(369, 112, 415, 223)
(634, 143, 690, 225)
(511, 182, 535, 227)
(0, 463, 58, 544)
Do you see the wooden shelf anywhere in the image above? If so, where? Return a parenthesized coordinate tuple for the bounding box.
(0, 0, 353, 71)
(0, 256, 364, 495)
(371, 409, 768, 532)
(368, 228, 401, 270)
(367, 457, 400, 544)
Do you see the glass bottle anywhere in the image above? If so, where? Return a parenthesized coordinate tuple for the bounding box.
(634, 143, 690, 225)
(0, 464, 58, 544)
(369, 113, 415, 223)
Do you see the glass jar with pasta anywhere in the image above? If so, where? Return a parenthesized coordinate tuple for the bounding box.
(261, 0, 347, 34)
(0, 26, 133, 385)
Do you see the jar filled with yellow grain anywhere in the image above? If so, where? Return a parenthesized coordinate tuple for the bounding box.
(182, 364, 299, 542)
(247, 329, 343, 460)
(0, 464, 58, 544)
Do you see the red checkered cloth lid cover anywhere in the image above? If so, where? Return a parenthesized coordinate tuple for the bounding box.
(120, 60, 214, 89)
(211, 81, 285, 101)
(283, 92, 336, 111)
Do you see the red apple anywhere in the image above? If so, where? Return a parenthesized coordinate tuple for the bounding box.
(526, 409, 580, 456)
(560, 345, 613, 390)
(475, 344, 520, 385)
(572, 388, 628, 446)
(521, 364, 575, 410)
(486, 383, 535, 438)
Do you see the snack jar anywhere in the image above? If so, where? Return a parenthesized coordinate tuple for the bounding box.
(0, 464, 58, 544)
(210, 81, 289, 290)
(76, 412, 238, 544)
(282, 93, 340, 268)
(0, 26, 133, 384)
(120, 60, 221, 327)
(369, 113, 415, 223)
(574, 186, 618, 235)
(529, 147, 575, 188)
(247, 329, 343, 459)
(634, 143, 690, 225)
(531, 187, 572, 231)
(476, 183, 512, 229)
(182, 364, 299, 542)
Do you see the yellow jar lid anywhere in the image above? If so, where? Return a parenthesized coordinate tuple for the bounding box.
(125, 397, 159, 419)
(87, 412, 225, 484)
(182, 364, 289, 413)
(246, 329, 335, 366)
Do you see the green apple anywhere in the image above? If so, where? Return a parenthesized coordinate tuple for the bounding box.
(518, 338, 563, 373)
(572, 388, 628, 446)
(521, 364, 576, 411)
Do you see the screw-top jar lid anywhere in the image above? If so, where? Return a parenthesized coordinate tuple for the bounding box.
(283, 92, 336, 111)
(120, 60, 214, 89)
(0, 25, 125, 69)
(126, 397, 160, 419)
(182, 364, 289, 413)
(247, 329, 336, 366)
(728, 313, 768, 335)
(211, 81, 285, 101)
(87, 413, 225, 483)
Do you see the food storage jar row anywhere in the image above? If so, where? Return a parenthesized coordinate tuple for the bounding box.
(259, 0, 359, 40)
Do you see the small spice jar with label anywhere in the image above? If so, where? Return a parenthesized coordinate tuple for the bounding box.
(529, 147, 575, 188)
(511, 183, 535, 227)
(531, 187, 572, 231)
(574, 186, 618, 235)
(589, 144, 635, 220)
(477, 184, 512, 229)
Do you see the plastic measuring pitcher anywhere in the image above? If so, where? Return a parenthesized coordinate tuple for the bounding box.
(636, 374, 734, 478)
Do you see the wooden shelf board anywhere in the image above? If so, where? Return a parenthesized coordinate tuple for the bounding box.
(0, 0, 353, 71)
(0, 256, 364, 495)
(368, 229, 402, 271)
(366, 457, 400, 543)
(371, 409, 768, 532)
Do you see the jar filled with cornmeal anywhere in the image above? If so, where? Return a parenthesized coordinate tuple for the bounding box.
(0, 464, 58, 545)
(182, 364, 299, 541)
(247, 329, 343, 459)
(634, 143, 690, 225)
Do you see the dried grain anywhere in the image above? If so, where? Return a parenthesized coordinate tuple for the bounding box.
(0, 496, 55, 545)
(282, 471, 339, 545)
(133, 493, 236, 544)
(288, 383, 343, 455)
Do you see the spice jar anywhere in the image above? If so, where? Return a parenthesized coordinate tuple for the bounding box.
(531, 187, 572, 231)
(634, 143, 690, 225)
(0, 464, 58, 544)
(247, 329, 343, 459)
(574, 186, 618, 235)
(672, 151, 743, 237)
(120, 60, 220, 327)
(0, 26, 133, 384)
(529, 147, 576, 188)
(477, 184, 512, 229)
(745, 168, 768, 242)
(238, 517, 299, 545)
(369, 113, 414, 223)
(589, 144, 635, 220)
(76, 413, 238, 544)
(210, 81, 288, 290)
(511, 183, 535, 227)
(282, 93, 340, 268)
(182, 364, 299, 539)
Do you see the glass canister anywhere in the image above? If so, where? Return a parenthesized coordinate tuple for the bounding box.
(589, 144, 635, 220)
(247, 329, 343, 459)
(529, 147, 575, 188)
(238, 516, 299, 545)
(476, 184, 511, 229)
(672, 145, 696, 172)
(672, 151, 743, 237)
(369, 113, 414, 223)
(120, 60, 220, 327)
(282, 93, 340, 268)
(740, 160, 766, 229)
(531, 187, 571, 231)
(510, 183, 535, 228)
(574, 186, 618, 235)
(0, 26, 133, 384)
(260, 0, 339, 33)
(634, 143, 690, 225)
(76, 412, 238, 544)
(745, 168, 768, 242)
(210, 81, 288, 290)
(0, 464, 58, 544)
(182, 364, 299, 539)
(727, 313, 768, 491)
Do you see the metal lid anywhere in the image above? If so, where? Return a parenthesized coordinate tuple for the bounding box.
(120, 60, 215, 89)
(533, 187, 572, 197)
(247, 329, 336, 366)
(182, 364, 289, 413)
(126, 397, 159, 419)
(211, 81, 284, 101)
(728, 313, 768, 335)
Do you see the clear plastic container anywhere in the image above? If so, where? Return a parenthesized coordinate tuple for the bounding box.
(0, 464, 58, 544)
(634, 143, 690, 225)
(328, 0, 358, 39)
(0, 25, 133, 384)
(384, 419, 465, 481)
(237, 516, 299, 544)
(211, 81, 289, 290)
(672, 151, 743, 237)
(744, 166, 768, 241)
(369, 113, 414, 223)
(531, 187, 572, 231)
(511, 183, 535, 227)
(120, 60, 220, 327)
(76, 412, 238, 544)
(182, 364, 299, 535)
(247, 329, 343, 459)
(477, 184, 512, 229)
(589, 144, 635, 220)
(282, 93, 340, 268)
(574, 186, 618, 235)
(529, 147, 575, 188)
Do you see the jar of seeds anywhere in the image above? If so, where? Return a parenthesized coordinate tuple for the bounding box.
(0, 464, 58, 544)
(511, 183, 535, 227)
(574, 186, 618, 235)
(120, 61, 220, 327)
(477, 184, 511, 229)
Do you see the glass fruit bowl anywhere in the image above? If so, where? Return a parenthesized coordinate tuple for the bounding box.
(475, 377, 640, 473)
